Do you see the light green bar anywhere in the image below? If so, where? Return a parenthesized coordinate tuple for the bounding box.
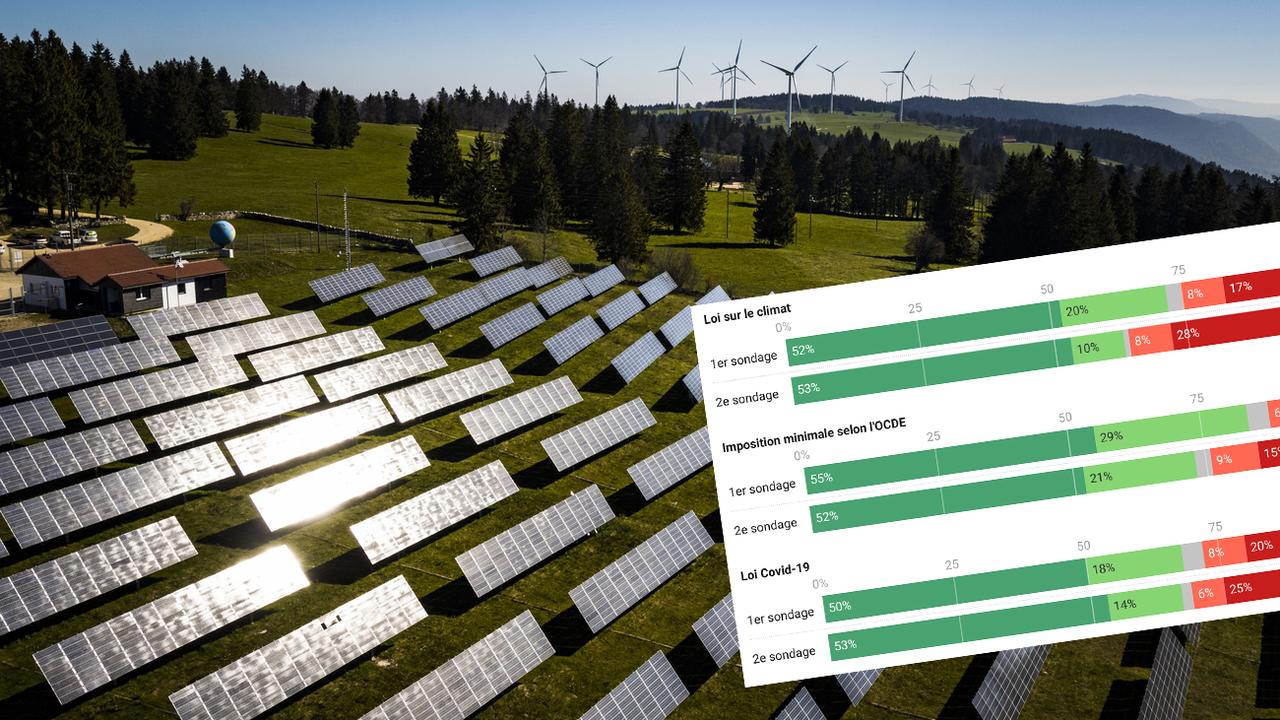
(1056, 286, 1169, 327)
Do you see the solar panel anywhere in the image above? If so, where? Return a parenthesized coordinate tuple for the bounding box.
(383, 359, 512, 423)
(69, 357, 248, 424)
(0, 517, 195, 637)
(835, 668, 883, 706)
(33, 545, 308, 705)
(637, 272, 677, 305)
(457, 485, 613, 597)
(186, 312, 326, 359)
(251, 436, 429, 531)
(314, 344, 447, 402)
(1137, 629, 1193, 720)
(247, 327, 384, 382)
(541, 398, 656, 472)
(659, 286, 730, 347)
(580, 652, 688, 720)
(583, 264, 625, 297)
(972, 645, 1050, 720)
(538, 277, 589, 316)
(358, 610, 552, 720)
(477, 266, 533, 304)
(351, 460, 518, 565)
(0, 336, 180, 399)
(127, 294, 270, 339)
(597, 290, 645, 331)
(527, 256, 573, 288)
(0, 315, 118, 367)
(628, 427, 711, 501)
(362, 276, 437, 317)
(544, 316, 604, 365)
(481, 302, 545, 349)
(420, 286, 488, 329)
(1176, 623, 1202, 646)
(0, 397, 65, 446)
(776, 687, 824, 720)
(460, 376, 581, 444)
(0, 443, 233, 549)
(611, 332, 665, 384)
(569, 511, 713, 633)
(309, 263, 386, 303)
(468, 246, 523, 277)
(169, 575, 426, 720)
(692, 593, 737, 667)
(224, 395, 393, 476)
(683, 365, 702, 402)
(145, 375, 318, 450)
(415, 233, 474, 264)
(0, 420, 147, 497)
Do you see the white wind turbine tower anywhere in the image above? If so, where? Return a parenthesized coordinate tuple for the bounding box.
(995, 84, 1006, 99)
(880, 79, 893, 102)
(816, 60, 848, 113)
(922, 75, 937, 96)
(660, 47, 693, 111)
(579, 56, 611, 107)
(761, 45, 817, 131)
(535, 55, 566, 99)
(962, 75, 976, 98)
(713, 63, 728, 102)
(719, 40, 754, 116)
(880, 51, 915, 122)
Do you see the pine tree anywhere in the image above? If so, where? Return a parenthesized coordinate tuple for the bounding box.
(1237, 185, 1276, 226)
(454, 133, 504, 250)
(294, 80, 313, 116)
(147, 60, 199, 160)
(789, 132, 818, 210)
(661, 120, 707, 233)
(80, 42, 135, 216)
(196, 57, 228, 137)
(234, 65, 261, 131)
(753, 140, 797, 246)
(588, 169, 651, 263)
(981, 147, 1048, 262)
(547, 101, 585, 218)
(1072, 144, 1118, 249)
(310, 87, 339, 147)
(336, 93, 360, 147)
(407, 99, 460, 203)
(1134, 166, 1167, 240)
(499, 109, 560, 227)
(1109, 166, 1137, 244)
(1187, 164, 1234, 233)
(632, 124, 663, 217)
(28, 31, 85, 216)
(924, 148, 973, 261)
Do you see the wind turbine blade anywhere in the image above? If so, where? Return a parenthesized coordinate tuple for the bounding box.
(550, 70, 566, 75)
(581, 58, 593, 67)
(735, 39, 742, 65)
(881, 69, 899, 74)
(681, 69, 693, 84)
(660, 66, 678, 73)
(794, 83, 804, 112)
(738, 66, 755, 83)
(904, 50, 916, 70)
(761, 60, 790, 74)
(535, 55, 546, 72)
(794, 45, 818, 72)
(905, 73, 915, 91)
(677, 46, 685, 67)
(601, 56, 612, 66)
(817, 63, 831, 73)
(835, 60, 848, 72)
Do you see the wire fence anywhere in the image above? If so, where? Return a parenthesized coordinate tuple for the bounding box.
(146, 231, 411, 257)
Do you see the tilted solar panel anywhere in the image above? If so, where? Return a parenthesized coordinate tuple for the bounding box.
(480, 302, 545, 349)
(527, 256, 573, 288)
(468, 246, 523, 277)
(583, 264, 625, 297)
(382, 359, 512, 423)
(972, 644, 1050, 720)
(775, 687, 824, 720)
(69, 357, 248, 424)
(476, 266, 533, 304)
(544, 315, 604, 365)
(627, 427, 711, 501)
(0, 397, 65, 446)
(460, 376, 581, 444)
(314, 344, 446, 402)
(692, 593, 737, 667)
(683, 365, 702, 402)
(0, 420, 147, 497)
(0, 315, 118, 367)
(224, 395, 394, 476)
(1137, 629, 1192, 720)
(596, 290, 645, 331)
(145, 375, 318, 450)
(658, 285, 730, 347)
(637, 272, 677, 305)
(415, 234, 473, 264)
(127, 294, 270, 339)
(362, 276, 436, 317)
(541, 397, 656, 472)
(309, 263, 386, 303)
(579, 652, 688, 720)
(0, 335, 180, 399)
(611, 332, 664, 383)
(419, 286, 488, 329)
(247, 326, 384, 382)
(538, 277, 589, 316)
(186, 312, 326, 359)
(835, 668, 883, 706)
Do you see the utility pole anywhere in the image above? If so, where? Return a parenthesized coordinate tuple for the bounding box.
(63, 171, 77, 250)
(314, 181, 321, 251)
(725, 188, 730, 238)
(342, 187, 351, 269)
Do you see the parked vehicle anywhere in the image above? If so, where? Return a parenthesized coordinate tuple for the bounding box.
(77, 229, 98, 243)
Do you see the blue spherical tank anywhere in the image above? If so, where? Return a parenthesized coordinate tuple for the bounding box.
(210, 220, 236, 248)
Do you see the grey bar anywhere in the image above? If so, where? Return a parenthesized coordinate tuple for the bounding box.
(1164, 283, 1186, 312)
(1194, 449, 1212, 478)
(1247, 401, 1271, 431)
(1180, 541, 1205, 571)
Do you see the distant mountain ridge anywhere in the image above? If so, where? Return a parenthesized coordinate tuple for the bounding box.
(1081, 94, 1280, 119)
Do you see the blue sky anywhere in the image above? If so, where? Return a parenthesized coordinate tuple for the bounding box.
(7, 1, 1279, 108)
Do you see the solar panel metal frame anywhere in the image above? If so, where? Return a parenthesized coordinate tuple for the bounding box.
(583, 264, 625, 297)
(0, 397, 66, 447)
(538, 277, 589, 316)
(1137, 628, 1193, 720)
(1176, 623, 1202, 646)
(480, 302, 545, 349)
(835, 668, 884, 706)
(468, 246, 523, 277)
(460, 376, 581, 444)
(419, 286, 488, 329)
(309, 263, 386, 303)
(314, 344, 446, 402)
(362, 276, 437, 317)
(0, 443, 234, 549)
(0, 420, 147, 497)
(596, 290, 645, 331)
(224, 395, 394, 476)
(683, 365, 703, 402)
(69, 356, 249, 424)
(611, 332, 664, 384)
(527, 256, 573, 288)
(168, 575, 426, 720)
(692, 593, 737, 667)
(0, 335, 180, 399)
(186, 312, 326, 359)
(415, 233, 473, 264)
(569, 511, 713, 633)
(637, 272, 677, 305)
(127, 294, 270, 339)
(145, 375, 318, 450)
(972, 644, 1050, 720)
(358, 610, 552, 720)
(0, 315, 118, 367)
(247, 327, 384, 382)
(456, 484, 614, 597)
(544, 315, 604, 365)
(382, 359, 512, 423)
(541, 397, 656, 472)
(0, 517, 195, 637)
(627, 427, 711, 501)
(476, 266, 533, 304)
(33, 545, 308, 705)
(250, 435, 429, 531)
(658, 285, 729, 347)
(775, 687, 824, 720)
(579, 652, 688, 720)
(351, 459, 518, 565)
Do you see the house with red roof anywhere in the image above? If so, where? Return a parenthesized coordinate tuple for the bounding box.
(18, 244, 228, 315)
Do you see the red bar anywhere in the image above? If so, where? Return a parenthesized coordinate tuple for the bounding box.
(1269, 400, 1280, 428)
(1259, 439, 1280, 469)
(1202, 535, 1249, 567)
(1224, 268, 1280, 303)
(1210, 442, 1262, 475)
(1128, 324, 1176, 356)
(1223, 569, 1280, 605)
(1184, 307, 1280, 349)
(1181, 279, 1227, 309)
(1244, 530, 1280, 561)
(1191, 578, 1227, 608)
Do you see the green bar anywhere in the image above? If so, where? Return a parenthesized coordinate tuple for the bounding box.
(1087, 546, 1185, 584)
(806, 450, 938, 494)
(1081, 452, 1199, 494)
(787, 322, 920, 366)
(917, 303, 1054, 346)
(1200, 405, 1251, 436)
(792, 359, 925, 404)
(829, 617, 963, 660)
(955, 560, 1088, 604)
(941, 469, 1079, 513)
(823, 578, 957, 622)
(811, 488, 944, 532)
(1106, 585, 1186, 621)
(922, 341, 1060, 386)
(1069, 331, 1129, 364)
(937, 431, 1072, 475)
(1067, 427, 1098, 455)
(961, 597, 1098, 641)
(1093, 411, 1203, 451)
(1091, 594, 1112, 622)
(1056, 286, 1169, 327)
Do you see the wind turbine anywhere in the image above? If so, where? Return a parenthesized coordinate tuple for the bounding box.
(660, 46, 693, 111)
(535, 55, 566, 98)
(880, 51, 915, 122)
(994, 84, 1006, 99)
(713, 63, 728, 102)
(880, 79, 893, 103)
(718, 40, 754, 116)
(579, 56, 611, 107)
(922, 75, 937, 97)
(962, 75, 976, 99)
(815, 60, 848, 113)
(761, 45, 817, 131)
